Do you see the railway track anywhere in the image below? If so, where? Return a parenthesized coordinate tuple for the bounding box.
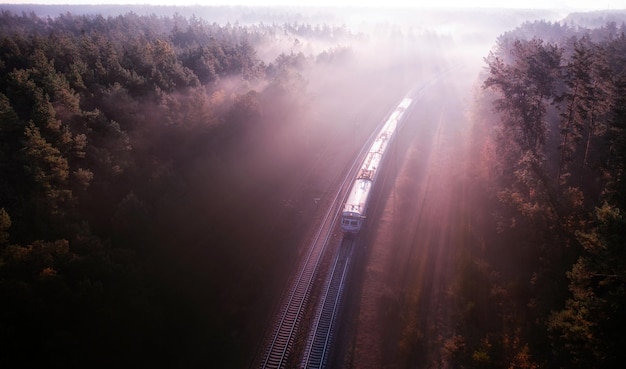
(256, 180, 348, 369)
(255, 93, 414, 369)
(255, 132, 381, 369)
(301, 237, 354, 369)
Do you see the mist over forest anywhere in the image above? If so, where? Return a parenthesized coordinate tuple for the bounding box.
(0, 4, 625, 368)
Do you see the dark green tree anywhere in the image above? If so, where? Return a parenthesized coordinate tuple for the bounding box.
(548, 203, 626, 369)
(557, 36, 594, 184)
(484, 38, 562, 153)
(22, 122, 72, 216)
(483, 38, 563, 222)
(580, 42, 614, 169)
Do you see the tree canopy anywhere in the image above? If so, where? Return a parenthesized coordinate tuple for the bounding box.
(447, 18, 626, 369)
(0, 9, 363, 367)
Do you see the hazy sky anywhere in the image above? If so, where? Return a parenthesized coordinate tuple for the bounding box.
(0, 0, 620, 10)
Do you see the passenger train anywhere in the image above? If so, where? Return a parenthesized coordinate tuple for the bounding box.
(340, 97, 413, 234)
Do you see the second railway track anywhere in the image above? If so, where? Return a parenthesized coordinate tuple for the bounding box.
(300, 237, 355, 369)
(256, 177, 350, 369)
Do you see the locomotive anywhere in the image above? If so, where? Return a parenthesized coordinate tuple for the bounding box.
(340, 97, 412, 233)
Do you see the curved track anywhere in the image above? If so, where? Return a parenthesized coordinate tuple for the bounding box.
(255, 93, 415, 369)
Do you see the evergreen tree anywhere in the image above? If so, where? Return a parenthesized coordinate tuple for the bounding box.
(557, 36, 594, 184)
(548, 203, 626, 369)
(483, 38, 563, 222)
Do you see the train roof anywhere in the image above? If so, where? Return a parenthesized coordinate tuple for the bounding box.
(342, 96, 412, 219)
(398, 97, 412, 109)
(342, 178, 372, 217)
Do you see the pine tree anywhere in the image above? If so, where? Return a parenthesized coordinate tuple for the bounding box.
(557, 36, 594, 184)
(548, 203, 626, 368)
(483, 38, 563, 221)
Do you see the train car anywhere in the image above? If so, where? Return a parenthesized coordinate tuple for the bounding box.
(341, 97, 412, 234)
(341, 178, 372, 233)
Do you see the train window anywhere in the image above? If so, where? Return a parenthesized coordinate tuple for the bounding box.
(351, 220, 358, 226)
(342, 219, 349, 225)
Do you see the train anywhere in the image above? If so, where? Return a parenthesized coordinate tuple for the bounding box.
(340, 97, 413, 234)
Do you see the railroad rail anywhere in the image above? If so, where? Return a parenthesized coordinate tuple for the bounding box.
(300, 238, 354, 369)
(255, 93, 415, 369)
(256, 180, 348, 369)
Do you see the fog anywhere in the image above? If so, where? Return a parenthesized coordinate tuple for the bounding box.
(1, 3, 625, 368)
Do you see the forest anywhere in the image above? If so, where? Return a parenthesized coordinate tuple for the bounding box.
(446, 18, 626, 369)
(1, 5, 625, 369)
(0, 9, 372, 368)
